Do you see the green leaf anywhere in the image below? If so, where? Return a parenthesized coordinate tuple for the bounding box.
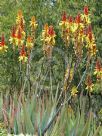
(80, 111, 93, 136)
(22, 101, 34, 134)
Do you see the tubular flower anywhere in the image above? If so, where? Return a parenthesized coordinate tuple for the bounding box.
(73, 42, 83, 59)
(77, 28, 85, 43)
(85, 75, 94, 92)
(71, 86, 78, 97)
(59, 14, 73, 46)
(86, 28, 94, 45)
(15, 27, 24, 46)
(70, 16, 79, 33)
(16, 25, 25, 39)
(68, 16, 76, 33)
(9, 26, 16, 45)
(72, 26, 84, 58)
(42, 24, 49, 51)
(15, 10, 25, 44)
(0, 34, 8, 53)
(42, 23, 49, 42)
(16, 10, 25, 26)
(75, 14, 81, 24)
(42, 25, 56, 45)
(68, 16, 73, 24)
(26, 36, 33, 50)
(85, 25, 97, 57)
(19, 45, 28, 63)
(75, 14, 84, 28)
(84, 6, 89, 15)
(88, 44, 98, 57)
(30, 16, 38, 30)
(81, 6, 91, 24)
(46, 25, 56, 46)
(94, 60, 102, 80)
(59, 11, 68, 28)
(62, 28, 70, 46)
(42, 25, 56, 58)
(71, 14, 84, 33)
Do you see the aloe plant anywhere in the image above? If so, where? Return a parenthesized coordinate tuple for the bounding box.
(0, 91, 102, 136)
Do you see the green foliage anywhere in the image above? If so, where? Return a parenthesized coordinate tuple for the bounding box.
(0, 91, 102, 136)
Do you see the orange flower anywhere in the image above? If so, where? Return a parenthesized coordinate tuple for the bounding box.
(75, 14, 81, 24)
(9, 26, 16, 45)
(26, 36, 33, 50)
(85, 26, 97, 57)
(44, 23, 49, 33)
(0, 34, 8, 53)
(41, 25, 56, 58)
(41, 23, 49, 45)
(42, 23, 49, 39)
(62, 11, 67, 22)
(19, 45, 27, 63)
(84, 6, 89, 15)
(69, 16, 80, 33)
(15, 10, 25, 42)
(11, 26, 16, 38)
(81, 6, 91, 24)
(94, 60, 102, 80)
(15, 27, 24, 46)
(59, 12, 68, 28)
(68, 16, 73, 23)
(85, 75, 94, 92)
(46, 25, 56, 46)
(48, 26, 55, 37)
(42, 25, 56, 46)
(17, 27, 22, 40)
(87, 25, 92, 33)
(16, 10, 25, 26)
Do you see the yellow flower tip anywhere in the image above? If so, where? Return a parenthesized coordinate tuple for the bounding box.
(59, 21, 65, 26)
(94, 71, 97, 75)
(0, 47, 3, 51)
(70, 23, 78, 33)
(0, 45, 8, 53)
(71, 86, 78, 97)
(88, 44, 98, 57)
(30, 16, 38, 29)
(86, 84, 94, 92)
(26, 43, 33, 50)
(15, 39, 24, 47)
(9, 37, 16, 45)
(22, 31, 26, 38)
(59, 21, 69, 29)
(19, 55, 28, 63)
